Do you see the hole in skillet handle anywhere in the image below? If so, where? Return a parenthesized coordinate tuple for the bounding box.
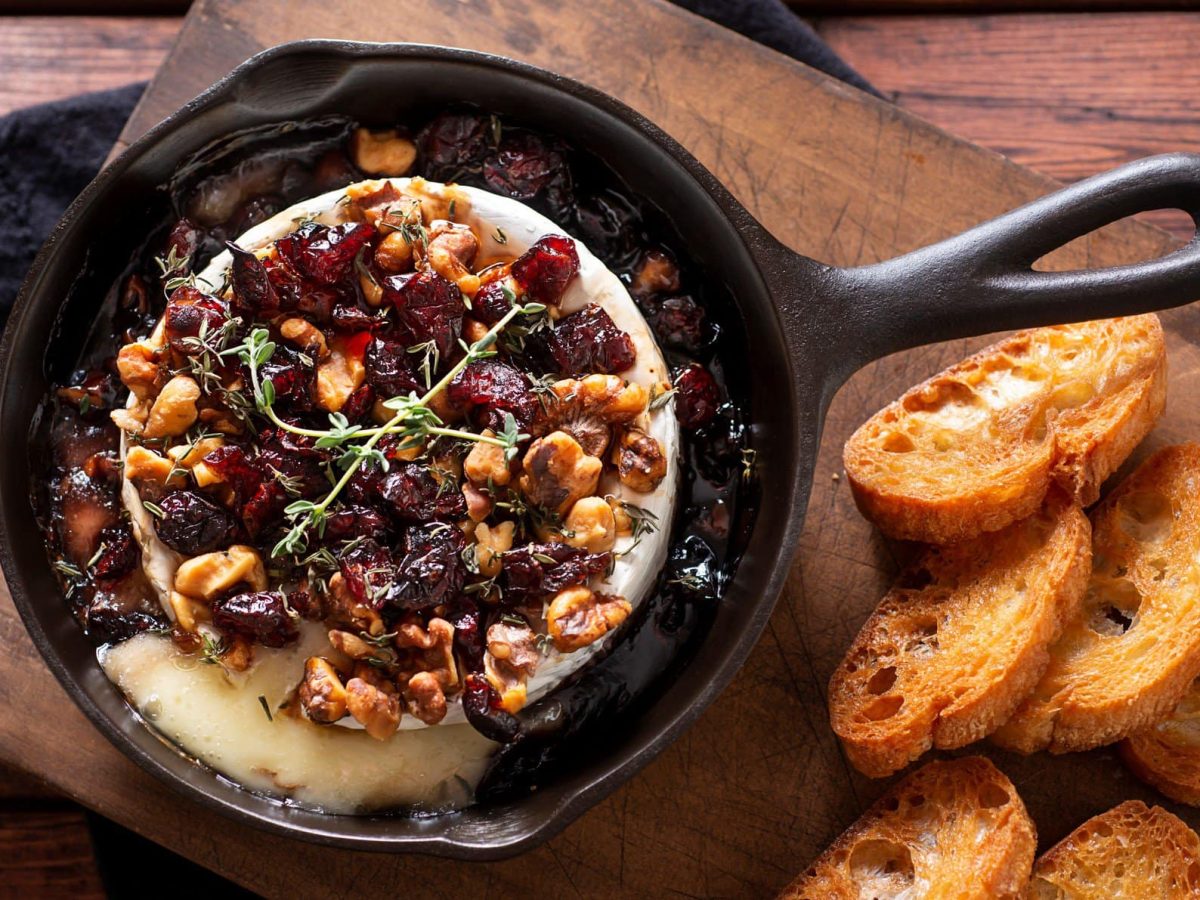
(792, 152, 1200, 389)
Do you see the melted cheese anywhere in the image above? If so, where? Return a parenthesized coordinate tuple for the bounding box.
(100, 623, 496, 812)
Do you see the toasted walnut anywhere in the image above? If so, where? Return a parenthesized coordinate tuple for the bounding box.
(464, 430, 512, 487)
(374, 231, 415, 273)
(350, 127, 417, 176)
(423, 220, 480, 296)
(538, 375, 649, 457)
(359, 268, 384, 306)
(279, 317, 329, 359)
(630, 249, 681, 299)
(328, 629, 392, 663)
(143, 375, 201, 439)
(315, 335, 366, 413)
(125, 446, 188, 489)
(462, 317, 489, 345)
(474, 521, 516, 577)
(564, 496, 617, 553)
(116, 340, 164, 401)
(299, 657, 349, 724)
(520, 431, 602, 516)
(167, 590, 208, 632)
(547, 587, 632, 653)
(405, 671, 448, 725)
(110, 399, 150, 435)
(173, 545, 266, 601)
(484, 620, 540, 714)
(196, 406, 245, 436)
(395, 616, 458, 687)
(222, 635, 254, 673)
(608, 497, 634, 536)
(614, 427, 668, 493)
(345, 673, 401, 740)
(463, 481, 492, 522)
(166, 436, 225, 469)
(327, 571, 385, 634)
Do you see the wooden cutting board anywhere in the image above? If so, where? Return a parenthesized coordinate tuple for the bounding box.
(5, 0, 1196, 896)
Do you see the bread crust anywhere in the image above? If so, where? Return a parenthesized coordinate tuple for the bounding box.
(1028, 800, 1200, 898)
(843, 316, 1166, 544)
(780, 757, 1036, 900)
(1121, 677, 1200, 806)
(994, 444, 1200, 754)
(829, 491, 1091, 778)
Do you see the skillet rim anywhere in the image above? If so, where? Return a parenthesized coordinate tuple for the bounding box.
(0, 39, 813, 857)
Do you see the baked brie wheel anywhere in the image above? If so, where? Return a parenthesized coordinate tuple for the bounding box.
(113, 176, 679, 740)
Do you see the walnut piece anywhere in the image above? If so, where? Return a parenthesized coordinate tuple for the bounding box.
(474, 521, 516, 578)
(345, 670, 402, 740)
(484, 620, 540, 714)
(279, 317, 329, 359)
(394, 616, 459, 725)
(563, 496, 617, 553)
(520, 431, 602, 516)
(173, 545, 266, 601)
(464, 429, 512, 487)
(315, 335, 366, 413)
(116, 340, 164, 401)
(614, 427, 668, 493)
(547, 586, 632, 653)
(143, 374, 201, 439)
(350, 127, 417, 176)
(538, 375, 648, 457)
(423, 220, 480, 296)
(374, 231, 415, 273)
(299, 656, 349, 724)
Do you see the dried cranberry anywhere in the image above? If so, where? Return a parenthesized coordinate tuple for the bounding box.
(331, 303, 379, 333)
(85, 602, 163, 644)
(382, 271, 465, 360)
(163, 285, 228, 354)
(164, 218, 201, 268)
(378, 463, 466, 523)
(287, 586, 322, 620)
(323, 505, 391, 543)
(255, 429, 331, 499)
(462, 673, 521, 743)
(386, 524, 466, 612)
(340, 382, 375, 422)
(201, 445, 262, 508)
(154, 490, 240, 555)
(259, 343, 313, 411)
(338, 538, 396, 607)
(227, 194, 283, 236)
(228, 242, 279, 316)
(510, 235, 580, 307)
(312, 148, 362, 192)
(535, 304, 636, 375)
(364, 336, 422, 400)
(573, 191, 640, 269)
(447, 359, 539, 432)
(674, 364, 721, 429)
(500, 543, 611, 605)
(445, 599, 485, 671)
(276, 222, 376, 286)
(483, 133, 573, 223)
(242, 481, 287, 539)
(91, 524, 139, 583)
(652, 295, 713, 354)
(417, 112, 493, 180)
(211, 591, 298, 648)
(472, 280, 514, 326)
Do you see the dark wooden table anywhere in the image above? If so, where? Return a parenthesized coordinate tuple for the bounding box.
(3, 4, 1199, 895)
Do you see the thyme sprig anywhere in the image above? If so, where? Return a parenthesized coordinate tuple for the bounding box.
(258, 301, 542, 558)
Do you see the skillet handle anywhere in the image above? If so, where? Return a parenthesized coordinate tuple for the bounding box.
(815, 152, 1200, 384)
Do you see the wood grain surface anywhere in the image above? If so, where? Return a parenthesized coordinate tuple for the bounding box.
(0, 16, 178, 114)
(823, 12, 1200, 241)
(5, 2, 1200, 897)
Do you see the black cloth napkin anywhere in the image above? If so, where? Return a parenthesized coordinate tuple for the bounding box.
(0, 1, 871, 319)
(0, 4, 870, 897)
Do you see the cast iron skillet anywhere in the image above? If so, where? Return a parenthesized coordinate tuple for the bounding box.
(4, 41, 1200, 860)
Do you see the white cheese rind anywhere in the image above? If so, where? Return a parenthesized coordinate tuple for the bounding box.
(125, 179, 679, 729)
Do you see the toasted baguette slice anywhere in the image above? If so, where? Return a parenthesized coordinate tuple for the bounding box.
(780, 757, 1035, 900)
(843, 315, 1165, 544)
(994, 444, 1200, 754)
(829, 491, 1091, 778)
(1121, 676, 1200, 806)
(1028, 800, 1200, 898)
